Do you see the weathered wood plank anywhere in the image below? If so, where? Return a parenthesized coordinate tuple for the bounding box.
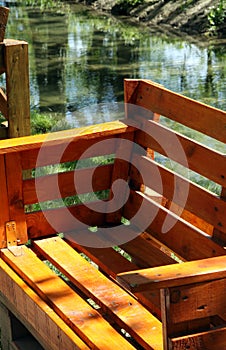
(1, 246, 136, 350)
(125, 79, 226, 143)
(117, 255, 226, 293)
(33, 236, 163, 350)
(0, 258, 89, 350)
(0, 7, 9, 42)
(5, 40, 30, 138)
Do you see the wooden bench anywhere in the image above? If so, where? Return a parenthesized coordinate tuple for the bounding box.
(0, 79, 225, 350)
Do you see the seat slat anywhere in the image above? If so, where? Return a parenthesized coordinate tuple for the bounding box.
(0, 258, 89, 350)
(1, 246, 136, 350)
(33, 236, 163, 350)
(65, 232, 162, 319)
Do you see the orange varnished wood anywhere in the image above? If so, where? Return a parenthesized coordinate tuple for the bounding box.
(0, 257, 89, 350)
(168, 278, 226, 323)
(123, 191, 225, 261)
(65, 232, 162, 319)
(1, 246, 136, 349)
(130, 154, 226, 233)
(125, 79, 226, 143)
(135, 120, 226, 187)
(170, 327, 226, 350)
(26, 202, 106, 238)
(106, 132, 135, 223)
(0, 154, 9, 248)
(23, 164, 113, 204)
(120, 232, 176, 268)
(0, 120, 134, 155)
(5, 153, 28, 245)
(117, 255, 226, 292)
(33, 236, 163, 350)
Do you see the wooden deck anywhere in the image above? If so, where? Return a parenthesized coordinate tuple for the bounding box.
(0, 79, 225, 349)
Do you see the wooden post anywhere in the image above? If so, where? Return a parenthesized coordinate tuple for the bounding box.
(4, 39, 30, 138)
(0, 7, 9, 42)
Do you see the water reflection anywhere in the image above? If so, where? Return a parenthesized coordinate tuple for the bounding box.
(2, 1, 226, 128)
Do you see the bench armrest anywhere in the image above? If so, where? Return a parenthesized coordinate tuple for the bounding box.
(116, 255, 226, 292)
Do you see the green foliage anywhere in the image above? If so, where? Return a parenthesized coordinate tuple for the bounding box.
(208, 0, 226, 30)
(31, 111, 73, 134)
(25, 0, 63, 10)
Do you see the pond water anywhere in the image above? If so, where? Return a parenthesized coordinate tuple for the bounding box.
(1, 1, 226, 133)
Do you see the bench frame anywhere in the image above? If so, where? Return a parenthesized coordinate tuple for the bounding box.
(0, 79, 225, 350)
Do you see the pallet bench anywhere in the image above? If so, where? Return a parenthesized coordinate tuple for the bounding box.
(0, 79, 225, 349)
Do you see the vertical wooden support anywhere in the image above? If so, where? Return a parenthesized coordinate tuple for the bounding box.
(5, 153, 28, 246)
(4, 39, 30, 138)
(0, 154, 9, 248)
(212, 187, 226, 245)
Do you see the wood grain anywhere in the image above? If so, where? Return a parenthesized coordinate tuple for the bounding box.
(1, 245, 136, 349)
(33, 236, 163, 350)
(117, 255, 226, 292)
(125, 79, 226, 143)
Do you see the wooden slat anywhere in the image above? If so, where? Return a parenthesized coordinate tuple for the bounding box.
(0, 154, 9, 248)
(117, 255, 226, 293)
(33, 236, 163, 350)
(120, 232, 176, 268)
(124, 191, 225, 260)
(65, 232, 162, 319)
(168, 279, 226, 323)
(23, 164, 113, 205)
(0, 258, 88, 350)
(170, 327, 226, 350)
(65, 231, 138, 277)
(135, 120, 226, 187)
(5, 153, 28, 245)
(130, 154, 226, 233)
(1, 246, 136, 350)
(26, 202, 106, 238)
(0, 120, 133, 155)
(125, 79, 226, 143)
